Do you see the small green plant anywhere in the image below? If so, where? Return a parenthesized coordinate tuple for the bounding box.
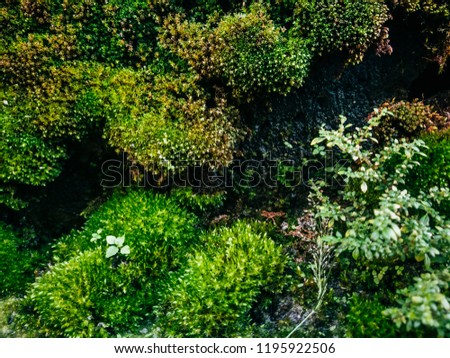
(90, 230, 130, 258)
(105, 235, 130, 259)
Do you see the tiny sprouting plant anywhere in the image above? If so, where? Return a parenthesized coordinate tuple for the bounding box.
(90, 229, 130, 258)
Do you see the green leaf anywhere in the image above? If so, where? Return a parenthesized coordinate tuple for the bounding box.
(120, 245, 130, 255)
(311, 137, 325, 146)
(106, 245, 119, 258)
(352, 248, 360, 260)
(106, 235, 116, 245)
(361, 181, 368, 193)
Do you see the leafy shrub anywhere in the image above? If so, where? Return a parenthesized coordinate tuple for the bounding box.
(368, 99, 448, 144)
(0, 297, 29, 338)
(385, 270, 450, 337)
(156, 221, 287, 337)
(161, 4, 312, 101)
(292, 0, 390, 64)
(0, 223, 43, 297)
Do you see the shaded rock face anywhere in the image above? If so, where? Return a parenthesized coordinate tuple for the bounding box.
(241, 18, 440, 162)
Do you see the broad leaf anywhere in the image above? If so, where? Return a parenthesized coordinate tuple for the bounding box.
(106, 245, 119, 258)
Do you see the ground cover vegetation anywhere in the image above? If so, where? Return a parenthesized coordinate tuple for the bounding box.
(0, 0, 449, 337)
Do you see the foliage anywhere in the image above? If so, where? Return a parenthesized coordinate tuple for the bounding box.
(292, 0, 390, 64)
(287, 235, 334, 338)
(156, 221, 287, 337)
(368, 99, 448, 144)
(396, 0, 450, 14)
(102, 234, 130, 259)
(2, 64, 107, 140)
(181, 0, 298, 24)
(345, 294, 398, 337)
(0, 298, 28, 338)
(1, 108, 67, 187)
(161, 4, 312, 101)
(0, 63, 105, 209)
(1, 0, 449, 339)
(16, 0, 172, 66)
(385, 270, 450, 337)
(311, 113, 449, 269)
(0, 186, 28, 211)
(169, 187, 225, 213)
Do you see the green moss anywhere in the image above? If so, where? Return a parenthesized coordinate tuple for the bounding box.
(292, 0, 390, 64)
(156, 221, 287, 337)
(104, 70, 242, 175)
(161, 4, 312, 101)
(0, 223, 44, 297)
